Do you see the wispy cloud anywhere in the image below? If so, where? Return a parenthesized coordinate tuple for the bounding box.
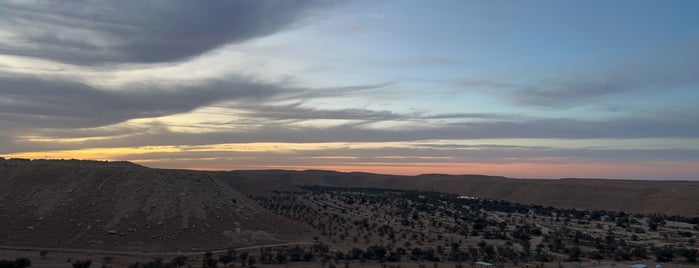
(4, 108, 698, 155)
(0, 75, 285, 128)
(512, 79, 633, 108)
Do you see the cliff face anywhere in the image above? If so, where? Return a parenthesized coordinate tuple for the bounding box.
(0, 159, 311, 251)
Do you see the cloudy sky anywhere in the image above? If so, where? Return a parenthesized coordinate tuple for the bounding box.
(1, 0, 698, 179)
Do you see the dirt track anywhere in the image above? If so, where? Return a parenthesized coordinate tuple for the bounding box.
(0, 241, 313, 257)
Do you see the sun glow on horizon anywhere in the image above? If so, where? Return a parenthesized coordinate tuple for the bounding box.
(1, 1, 698, 180)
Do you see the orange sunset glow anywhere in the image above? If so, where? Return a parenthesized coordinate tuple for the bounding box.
(1, 0, 698, 180)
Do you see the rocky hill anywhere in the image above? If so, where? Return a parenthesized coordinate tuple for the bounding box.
(0, 158, 312, 251)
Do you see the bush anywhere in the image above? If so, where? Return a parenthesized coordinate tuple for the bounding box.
(0, 258, 32, 268)
(72, 259, 92, 268)
(680, 248, 697, 262)
(654, 246, 674, 262)
(171, 255, 188, 266)
(0, 260, 13, 268)
(218, 254, 234, 265)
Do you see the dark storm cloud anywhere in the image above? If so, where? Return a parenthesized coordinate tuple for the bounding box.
(0, 0, 328, 64)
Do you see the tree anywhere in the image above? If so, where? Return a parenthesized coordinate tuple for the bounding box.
(171, 255, 188, 267)
(39, 250, 48, 259)
(303, 251, 314, 262)
(102, 256, 113, 264)
(247, 256, 257, 268)
(203, 251, 217, 268)
(648, 221, 658, 231)
(654, 246, 674, 262)
(219, 246, 236, 266)
(0, 260, 14, 268)
(204, 258, 217, 268)
(150, 257, 165, 267)
(680, 248, 697, 262)
(239, 252, 249, 266)
(631, 245, 647, 259)
(219, 254, 234, 266)
(275, 250, 288, 263)
(12, 258, 31, 268)
(227, 246, 236, 256)
(101, 256, 114, 268)
(72, 259, 92, 268)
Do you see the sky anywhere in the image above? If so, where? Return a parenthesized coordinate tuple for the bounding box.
(1, 0, 698, 180)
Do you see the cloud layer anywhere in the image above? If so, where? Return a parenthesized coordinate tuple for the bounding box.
(1, 1, 698, 179)
(0, 0, 325, 64)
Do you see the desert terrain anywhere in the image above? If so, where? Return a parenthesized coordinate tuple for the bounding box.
(0, 158, 697, 267)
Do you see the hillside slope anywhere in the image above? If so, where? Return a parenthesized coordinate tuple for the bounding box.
(0, 159, 312, 251)
(1, 158, 697, 252)
(223, 170, 699, 217)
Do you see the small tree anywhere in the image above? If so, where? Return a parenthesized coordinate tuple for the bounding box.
(680, 248, 697, 263)
(72, 259, 92, 268)
(101, 256, 113, 268)
(275, 250, 288, 263)
(247, 256, 257, 268)
(14, 258, 32, 268)
(204, 258, 217, 268)
(239, 252, 249, 267)
(0, 260, 15, 268)
(219, 254, 234, 266)
(655, 246, 674, 262)
(203, 251, 217, 268)
(171, 255, 188, 267)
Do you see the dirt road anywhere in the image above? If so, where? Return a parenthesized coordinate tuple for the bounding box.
(0, 241, 313, 258)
